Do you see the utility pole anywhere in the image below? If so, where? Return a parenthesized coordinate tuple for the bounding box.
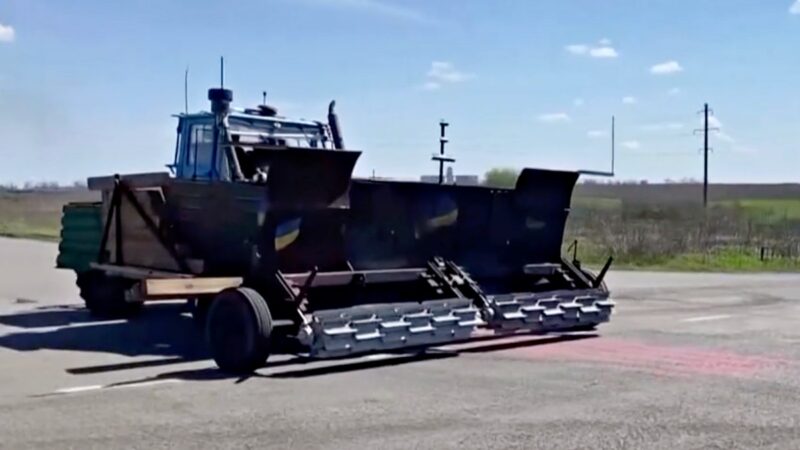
(693, 103, 719, 208)
(703, 104, 709, 207)
(432, 120, 455, 184)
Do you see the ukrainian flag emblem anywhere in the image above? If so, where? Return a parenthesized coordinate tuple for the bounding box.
(275, 218, 302, 251)
(415, 195, 458, 238)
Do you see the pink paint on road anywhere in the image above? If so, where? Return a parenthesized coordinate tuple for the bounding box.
(498, 337, 791, 379)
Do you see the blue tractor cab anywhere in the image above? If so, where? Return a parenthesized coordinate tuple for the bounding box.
(170, 88, 345, 182)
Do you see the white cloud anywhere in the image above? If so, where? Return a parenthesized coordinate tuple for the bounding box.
(717, 131, 736, 143)
(589, 46, 618, 58)
(573, 98, 585, 107)
(790, 0, 800, 14)
(622, 96, 637, 104)
(650, 60, 683, 75)
(622, 140, 641, 150)
(566, 39, 619, 59)
(640, 122, 684, 132)
(427, 61, 471, 83)
(587, 130, 608, 138)
(422, 61, 472, 90)
(565, 44, 589, 55)
(0, 23, 15, 43)
(698, 116, 735, 143)
(667, 87, 681, 96)
(306, 0, 434, 24)
(732, 145, 758, 154)
(707, 116, 723, 128)
(537, 113, 571, 123)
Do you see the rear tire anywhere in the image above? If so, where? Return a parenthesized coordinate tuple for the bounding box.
(76, 271, 143, 318)
(206, 287, 272, 374)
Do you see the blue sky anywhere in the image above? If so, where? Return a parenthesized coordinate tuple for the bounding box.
(1, 0, 799, 184)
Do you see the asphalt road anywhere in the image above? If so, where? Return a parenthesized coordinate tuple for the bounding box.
(1, 236, 800, 449)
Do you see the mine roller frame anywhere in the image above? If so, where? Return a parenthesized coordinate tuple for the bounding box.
(58, 84, 616, 374)
(62, 176, 613, 374)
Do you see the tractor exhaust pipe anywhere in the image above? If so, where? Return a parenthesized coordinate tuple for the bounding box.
(328, 101, 345, 150)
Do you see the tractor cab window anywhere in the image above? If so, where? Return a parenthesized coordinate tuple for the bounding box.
(185, 123, 215, 179)
(228, 118, 326, 149)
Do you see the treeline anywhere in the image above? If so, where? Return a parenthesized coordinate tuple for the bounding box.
(0, 181, 87, 192)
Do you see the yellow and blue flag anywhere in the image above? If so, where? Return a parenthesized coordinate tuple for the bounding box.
(415, 195, 458, 238)
(275, 218, 302, 251)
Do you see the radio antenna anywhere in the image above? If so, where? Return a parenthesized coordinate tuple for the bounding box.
(611, 115, 615, 175)
(220, 57, 224, 88)
(184, 66, 189, 114)
(577, 115, 616, 177)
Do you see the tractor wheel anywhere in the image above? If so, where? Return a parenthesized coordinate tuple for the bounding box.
(76, 271, 143, 318)
(206, 287, 273, 374)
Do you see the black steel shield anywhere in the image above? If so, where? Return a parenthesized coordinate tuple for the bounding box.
(345, 168, 580, 278)
(249, 147, 360, 210)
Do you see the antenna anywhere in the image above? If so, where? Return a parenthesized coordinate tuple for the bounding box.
(578, 115, 616, 177)
(184, 66, 189, 114)
(611, 115, 615, 175)
(220, 56, 224, 88)
(262, 91, 267, 105)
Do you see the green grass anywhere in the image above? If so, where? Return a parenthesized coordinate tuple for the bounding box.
(573, 196, 800, 225)
(0, 221, 60, 241)
(0, 189, 97, 241)
(573, 247, 800, 273)
(572, 197, 623, 210)
(715, 199, 800, 223)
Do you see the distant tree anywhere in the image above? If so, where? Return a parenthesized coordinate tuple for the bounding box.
(483, 167, 520, 188)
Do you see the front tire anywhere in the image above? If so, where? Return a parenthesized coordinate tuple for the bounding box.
(206, 287, 273, 374)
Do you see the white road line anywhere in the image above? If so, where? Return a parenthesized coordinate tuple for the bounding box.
(52, 379, 182, 396)
(54, 385, 104, 394)
(682, 314, 732, 323)
(113, 379, 183, 390)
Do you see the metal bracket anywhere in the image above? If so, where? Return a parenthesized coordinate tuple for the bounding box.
(593, 256, 614, 289)
(96, 175, 191, 274)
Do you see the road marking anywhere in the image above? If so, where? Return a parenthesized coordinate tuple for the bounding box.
(364, 353, 393, 361)
(115, 379, 182, 389)
(51, 379, 182, 396)
(54, 385, 103, 394)
(682, 314, 732, 323)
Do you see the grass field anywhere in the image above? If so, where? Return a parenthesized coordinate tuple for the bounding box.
(0, 189, 98, 241)
(571, 243, 800, 273)
(717, 199, 800, 223)
(568, 191, 800, 272)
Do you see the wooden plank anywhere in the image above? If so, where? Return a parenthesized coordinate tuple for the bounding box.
(141, 277, 243, 299)
(88, 172, 171, 191)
